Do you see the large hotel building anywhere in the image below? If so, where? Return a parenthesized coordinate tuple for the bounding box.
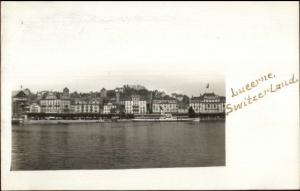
(152, 99, 178, 114)
(189, 93, 225, 114)
(125, 95, 147, 114)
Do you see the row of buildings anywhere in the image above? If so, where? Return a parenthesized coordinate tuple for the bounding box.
(12, 87, 226, 117)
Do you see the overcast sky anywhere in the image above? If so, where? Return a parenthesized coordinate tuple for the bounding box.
(3, 2, 266, 97)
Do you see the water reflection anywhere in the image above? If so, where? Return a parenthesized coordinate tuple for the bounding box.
(12, 121, 225, 170)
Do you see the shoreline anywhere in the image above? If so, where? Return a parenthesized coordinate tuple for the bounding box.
(20, 119, 127, 125)
(13, 118, 225, 125)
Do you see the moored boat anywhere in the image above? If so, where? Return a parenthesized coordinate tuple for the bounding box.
(132, 114, 199, 122)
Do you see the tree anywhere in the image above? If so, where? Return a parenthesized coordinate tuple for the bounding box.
(188, 106, 196, 118)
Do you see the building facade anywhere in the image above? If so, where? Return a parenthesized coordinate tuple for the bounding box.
(189, 93, 225, 114)
(71, 98, 100, 113)
(178, 108, 188, 114)
(29, 103, 41, 113)
(12, 90, 29, 116)
(125, 95, 147, 114)
(152, 99, 178, 114)
(40, 92, 71, 113)
(103, 102, 117, 114)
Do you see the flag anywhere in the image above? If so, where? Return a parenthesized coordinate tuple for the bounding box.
(206, 83, 209, 89)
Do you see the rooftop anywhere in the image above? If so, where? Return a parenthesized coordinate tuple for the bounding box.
(152, 99, 177, 104)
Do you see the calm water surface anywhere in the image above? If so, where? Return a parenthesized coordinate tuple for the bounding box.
(12, 121, 225, 170)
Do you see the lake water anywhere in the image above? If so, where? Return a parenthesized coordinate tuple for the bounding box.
(12, 121, 225, 170)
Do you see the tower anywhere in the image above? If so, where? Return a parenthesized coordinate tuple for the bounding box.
(116, 90, 120, 104)
(100, 88, 107, 98)
(63, 87, 70, 98)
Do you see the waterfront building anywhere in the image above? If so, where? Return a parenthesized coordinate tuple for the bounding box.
(71, 101, 82, 113)
(60, 97, 71, 113)
(177, 101, 189, 114)
(125, 95, 147, 114)
(178, 108, 188, 114)
(12, 90, 30, 116)
(29, 102, 41, 113)
(189, 93, 225, 114)
(71, 98, 100, 113)
(40, 92, 71, 113)
(103, 102, 117, 114)
(189, 97, 201, 113)
(82, 102, 100, 113)
(40, 92, 60, 113)
(152, 99, 178, 114)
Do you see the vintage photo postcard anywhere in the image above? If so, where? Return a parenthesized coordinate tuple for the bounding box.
(1, 1, 299, 190)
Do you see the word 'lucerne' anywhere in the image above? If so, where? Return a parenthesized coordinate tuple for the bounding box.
(230, 73, 275, 98)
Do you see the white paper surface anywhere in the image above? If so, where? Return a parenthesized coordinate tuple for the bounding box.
(1, 1, 299, 190)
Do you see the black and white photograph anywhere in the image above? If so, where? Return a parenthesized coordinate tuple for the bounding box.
(10, 2, 226, 170)
(12, 86, 225, 170)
